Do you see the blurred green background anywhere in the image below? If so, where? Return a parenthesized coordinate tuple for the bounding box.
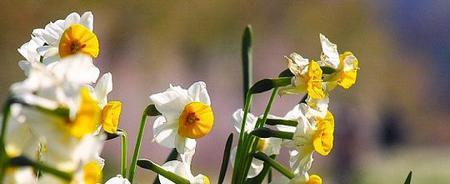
(1, 1, 449, 183)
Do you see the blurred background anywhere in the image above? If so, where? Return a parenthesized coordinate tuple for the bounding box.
(1, 0, 450, 183)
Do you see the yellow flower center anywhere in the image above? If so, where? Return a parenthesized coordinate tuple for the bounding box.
(68, 88, 101, 138)
(256, 138, 268, 152)
(304, 61, 324, 99)
(178, 102, 214, 139)
(306, 174, 322, 184)
(101, 101, 122, 134)
(203, 176, 211, 184)
(59, 24, 99, 58)
(82, 162, 102, 184)
(312, 111, 334, 156)
(337, 52, 358, 89)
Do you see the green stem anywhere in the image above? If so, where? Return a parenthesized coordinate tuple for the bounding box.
(232, 92, 253, 183)
(253, 152, 294, 179)
(8, 156, 72, 181)
(119, 130, 128, 178)
(128, 105, 151, 183)
(137, 159, 190, 184)
(240, 88, 278, 182)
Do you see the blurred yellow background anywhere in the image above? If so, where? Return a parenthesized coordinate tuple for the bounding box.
(1, 1, 449, 183)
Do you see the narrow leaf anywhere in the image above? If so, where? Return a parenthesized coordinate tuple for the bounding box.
(403, 171, 412, 184)
(242, 25, 253, 104)
(249, 78, 291, 94)
(218, 133, 234, 184)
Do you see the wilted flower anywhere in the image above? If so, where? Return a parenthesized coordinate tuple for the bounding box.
(150, 81, 214, 154)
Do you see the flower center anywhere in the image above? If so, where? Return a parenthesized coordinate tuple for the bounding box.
(306, 174, 322, 184)
(59, 24, 99, 58)
(68, 88, 101, 138)
(256, 138, 268, 152)
(178, 102, 214, 139)
(82, 162, 102, 184)
(312, 111, 334, 156)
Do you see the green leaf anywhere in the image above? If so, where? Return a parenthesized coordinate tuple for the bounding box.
(153, 149, 178, 184)
(279, 69, 294, 77)
(137, 159, 190, 184)
(403, 171, 412, 184)
(242, 25, 253, 104)
(246, 155, 277, 184)
(320, 66, 336, 74)
(9, 156, 72, 181)
(218, 133, 233, 184)
(146, 104, 161, 116)
(253, 152, 294, 179)
(249, 78, 291, 94)
(250, 127, 293, 139)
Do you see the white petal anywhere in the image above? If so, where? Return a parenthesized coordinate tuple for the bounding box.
(263, 138, 282, 156)
(232, 109, 257, 133)
(94, 73, 113, 107)
(191, 174, 209, 184)
(160, 160, 190, 184)
(320, 33, 340, 69)
(153, 117, 177, 149)
(64, 12, 81, 28)
(247, 159, 264, 178)
(105, 175, 131, 184)
(150, 85, 190, 117)
(187, 81, 211, 105)
(48, 54, 100, 84)
(80, 11, 94, 30)
(175, 135, 196, 154)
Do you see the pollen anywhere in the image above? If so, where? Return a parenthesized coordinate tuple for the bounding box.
(178, 102, 214, 139)
(59, 24, 99, 58)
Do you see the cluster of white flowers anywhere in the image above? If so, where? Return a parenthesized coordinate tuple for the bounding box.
(2, 12, 124, 184)
(231, 34, 358, 184)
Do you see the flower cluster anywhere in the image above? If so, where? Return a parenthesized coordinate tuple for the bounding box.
(0, 11, 361, 184)
(229, 29, 359, 184)
(1, 12, 123, 184)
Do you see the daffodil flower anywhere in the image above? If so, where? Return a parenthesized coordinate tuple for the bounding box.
(276, 104, 334, 174)
(150, 81, 214, 154)
(279, 53, 325, 99)
(230, 109, 282, 178)
(318, 34, 359, 90)
(159, 149, 210, 184)
(30, 12, 99, 64)
(105, 175, 131, 184)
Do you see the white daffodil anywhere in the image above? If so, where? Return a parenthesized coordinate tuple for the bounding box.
(150, 81, 214, 154)
(159, 149, 210, 184)
(105, 175, 131, 184)
(230, 109, 282, 178)
(279, 53, 324, 99)
(30, 12, 98, 64)
(281, 105, 334, 174)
